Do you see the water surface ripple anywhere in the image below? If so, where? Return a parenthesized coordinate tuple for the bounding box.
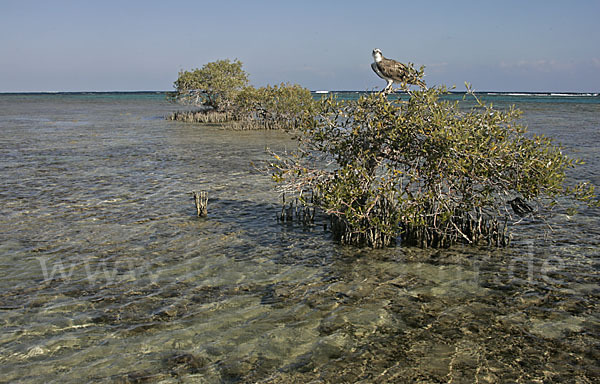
(0, 94, 598, 383)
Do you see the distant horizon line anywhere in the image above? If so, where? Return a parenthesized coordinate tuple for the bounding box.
(1, 90, 598, 95)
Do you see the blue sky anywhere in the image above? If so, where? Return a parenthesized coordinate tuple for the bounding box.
(1, 0, 599, 92)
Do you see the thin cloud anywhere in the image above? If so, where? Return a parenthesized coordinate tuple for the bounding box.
(499, 59, 575, 73)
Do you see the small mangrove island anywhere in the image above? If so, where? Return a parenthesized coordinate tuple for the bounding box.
(169, 59, 599, 249)
(167, 59, 316, 130)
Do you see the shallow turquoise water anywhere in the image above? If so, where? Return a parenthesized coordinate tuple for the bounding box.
(0, 94, 598, 383)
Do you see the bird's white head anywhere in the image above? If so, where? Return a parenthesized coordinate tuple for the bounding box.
(372, 48, 383, 62)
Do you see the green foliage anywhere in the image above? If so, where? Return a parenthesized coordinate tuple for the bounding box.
(235, 83, 317, 129)
(169, 60, 316, 130)
(171, 59, 248, 112)
(271, 85, 598, 248)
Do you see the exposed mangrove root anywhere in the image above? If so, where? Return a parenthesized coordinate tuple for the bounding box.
(167, 110, 303, 130)
(168, 110, 235, 124)
(330, 194, 398, 248)
(328, 212, 510, 249)
(276, 192, 318, 226)
(277, 190, 511, 248)
(401, 210, 511, 248)
(227, 119, 303, 131)
(330, 215, 396, 248)
(192, 191, 208, 217)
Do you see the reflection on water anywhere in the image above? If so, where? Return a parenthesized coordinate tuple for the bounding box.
(0, 94, 599, 383)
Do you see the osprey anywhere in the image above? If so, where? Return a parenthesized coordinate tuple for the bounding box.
(371, 48, 426, 93)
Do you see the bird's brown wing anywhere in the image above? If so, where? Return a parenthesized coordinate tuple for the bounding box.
(379, 58, 426, 88)
(378, 58, 410, 81)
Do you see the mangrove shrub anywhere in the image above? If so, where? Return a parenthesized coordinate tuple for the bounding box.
(171, 59, 248, 112)
(169, 60, 316, 130)
(270, 84, 598, 248)
(234, 83, 317, 130)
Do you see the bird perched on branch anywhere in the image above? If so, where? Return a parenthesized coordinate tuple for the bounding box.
(371, 48, 426, 93)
